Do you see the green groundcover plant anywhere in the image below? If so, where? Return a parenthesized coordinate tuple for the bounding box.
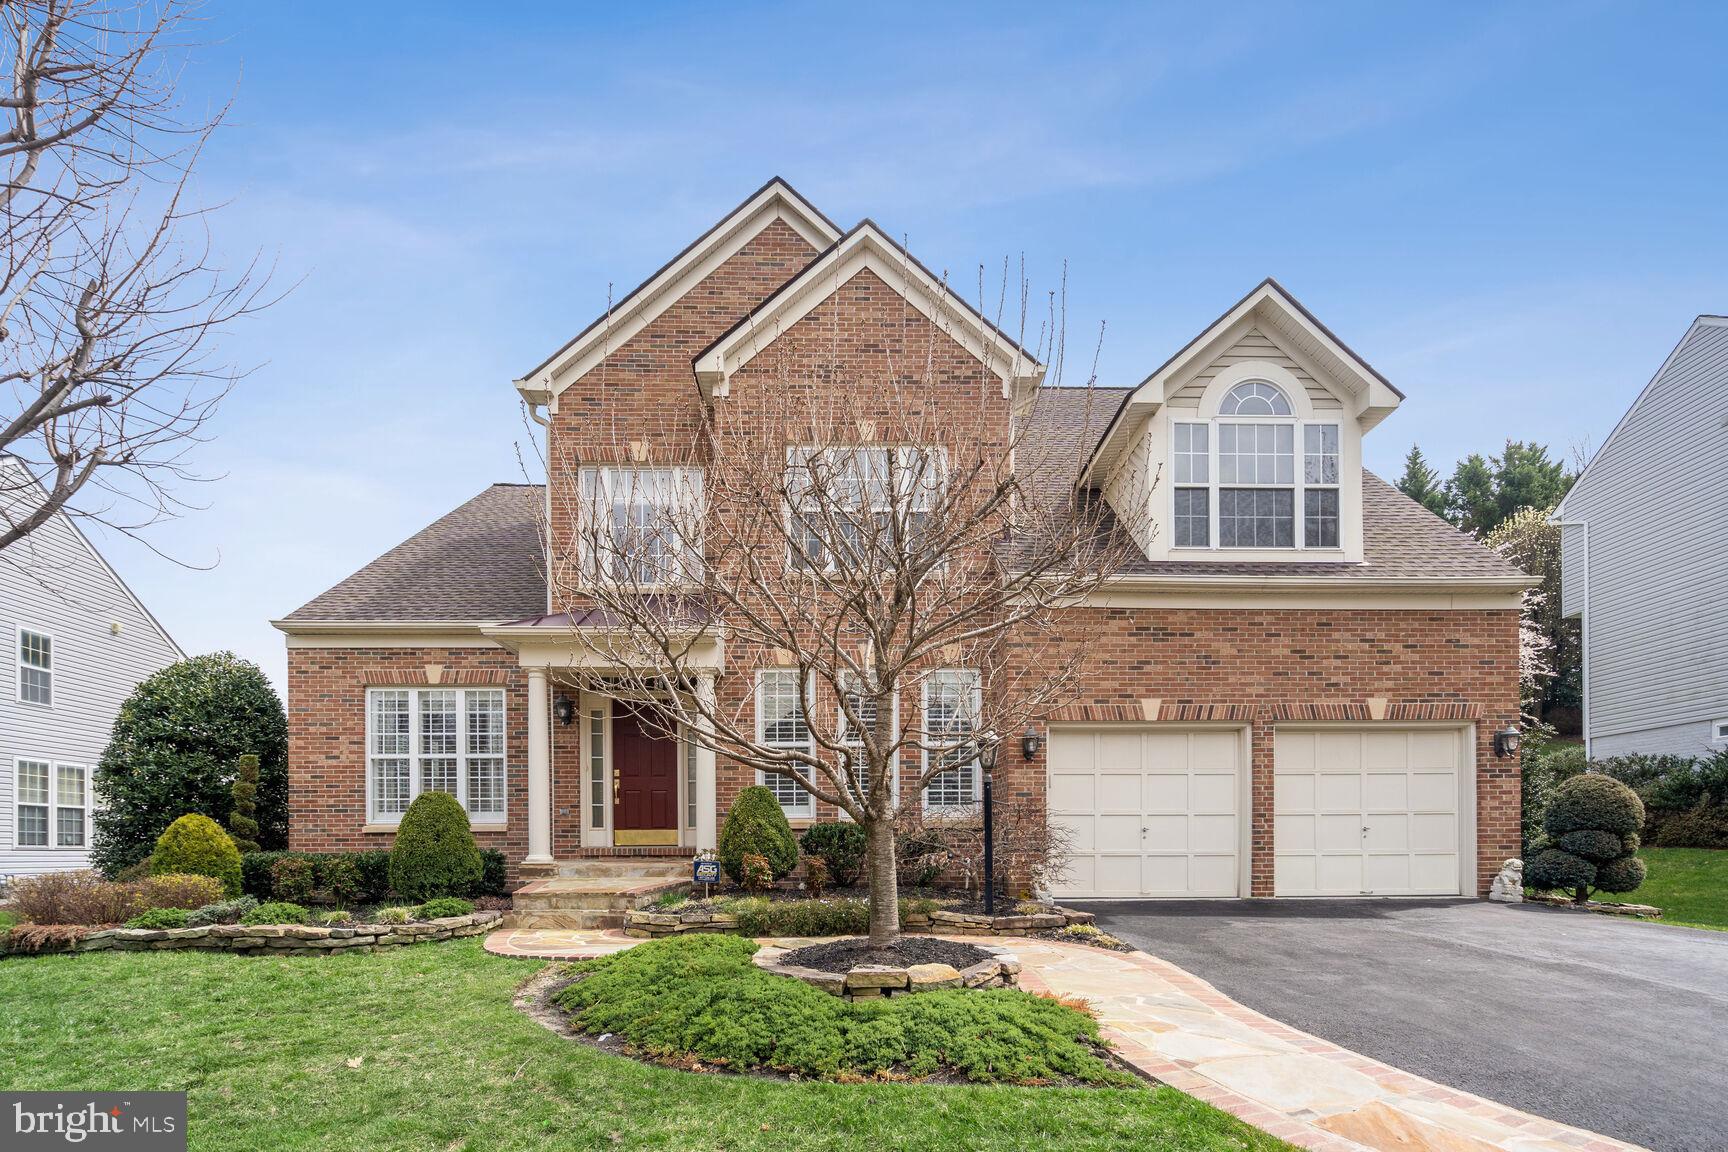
(555, 934, 1136, 1086)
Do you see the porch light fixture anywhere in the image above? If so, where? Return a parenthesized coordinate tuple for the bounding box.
(1021, 725, 1042, 760)
(1493, 725, 1521, 759)
(552, 694, 576, 727)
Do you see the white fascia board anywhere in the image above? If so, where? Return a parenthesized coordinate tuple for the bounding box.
(270, 619, 495, 636)
(693, 225, 1046, 402)
(516, 181, 841, 400)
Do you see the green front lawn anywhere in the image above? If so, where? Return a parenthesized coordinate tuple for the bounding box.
(0, 939, 1286, 1151)
(1594, 847, 1728, 930)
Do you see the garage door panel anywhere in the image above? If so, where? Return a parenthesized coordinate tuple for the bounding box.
(1048, 726, 1241, 899)
(1275, 727, 1465, 897)
(1190, 813, 1238, 853)
(1142, 773, 1189, 812)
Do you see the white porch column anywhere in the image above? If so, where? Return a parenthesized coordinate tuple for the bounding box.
(525, 666, 554, 865)
(695, 673, 719, 851)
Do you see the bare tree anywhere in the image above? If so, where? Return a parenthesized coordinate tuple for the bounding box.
(540, 253, 1146, 945)
(0, 0, 270, 555)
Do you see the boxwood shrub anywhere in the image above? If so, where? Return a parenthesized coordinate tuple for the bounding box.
(150, 814, 243, 897)
(240, 847, 506, 903)
(388, 792, 483, 901)
(799, 823, 867, 887)
(718, 786, 798, 883)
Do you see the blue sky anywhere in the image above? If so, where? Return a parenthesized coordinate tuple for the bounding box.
(84, 1, 1728, 688)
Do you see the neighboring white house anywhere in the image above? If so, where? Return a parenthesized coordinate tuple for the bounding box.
(1, 457, 184, 880)
(1555, 314, 1728, 758)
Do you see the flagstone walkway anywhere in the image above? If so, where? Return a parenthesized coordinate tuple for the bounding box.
(484, 927, 1646, 1152)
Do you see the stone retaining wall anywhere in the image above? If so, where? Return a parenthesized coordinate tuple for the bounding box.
(623, 905, 1094, 940)
(57, 911, 501, 956)
(752, 941, 1021, 1000)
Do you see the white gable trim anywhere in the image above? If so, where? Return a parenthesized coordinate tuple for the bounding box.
(1554, 314, 1728, 519)
(692, 223, 1045, 401)
(516, 179, 841, 403)
(1080, 279, 1402, 488)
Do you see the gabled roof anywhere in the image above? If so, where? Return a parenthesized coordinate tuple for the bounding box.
(1079, 278, 1404, 488)
(515, 177, 843, 403)
(1554, 313, 1728, 520)
(691, 219, 1047, 401)
(274, 484, 547, 626)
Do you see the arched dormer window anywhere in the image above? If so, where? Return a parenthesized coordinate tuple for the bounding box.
(1171, 378, 1341, 551)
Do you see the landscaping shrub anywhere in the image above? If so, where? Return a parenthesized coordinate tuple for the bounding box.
(892, 811, 950, 887)
(7, 870, 143, 925)
(317, 910, 351, 926)
(228, 753, 262, 854)
(150, 814, 243, 897)
(388, 791, 483, 901)
(1650, 802, 1728, 848)
(473, 848, 509, 897)
(126, 907, 190, 930)
(136, 872, 225, 911)
(186, 896, 258, 927)
(270, 855, 316, 903)
(0, 910, 16, 935)
(320, 855, 362, 906)
(413, 897, 474, 920)
(240, 851, 283, 898)
(1519, 734, 1585, 855)
(799, 823, 867, 887)
(1525, 774, 1646, 902)
(739, 852, 773, 893)
(240, 901, 310, 926)
(804, 856, 831, 897)
(554, 934, 1133, 1086)
(244, 850, 398, 903)
(372, 906, 414, 925)
(90, 652, 289, 875)
(718, 896, 936, 937)
(5, 923, 87, 953)
(717, 786, 798, 883)
(352, 850, 394, 901)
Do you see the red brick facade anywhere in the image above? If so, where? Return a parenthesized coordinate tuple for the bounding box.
(282, 191, 1522, 899)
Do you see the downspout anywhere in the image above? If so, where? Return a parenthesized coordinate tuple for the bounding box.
(526, 400, 553, 615)
(1552, 518, 1590, 760)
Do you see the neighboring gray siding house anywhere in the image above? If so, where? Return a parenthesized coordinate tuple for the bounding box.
(1, 458, 183, 880)
(1555, 315, 1728, 758)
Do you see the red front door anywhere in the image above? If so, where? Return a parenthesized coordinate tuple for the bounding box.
(612, 702, 679, 845)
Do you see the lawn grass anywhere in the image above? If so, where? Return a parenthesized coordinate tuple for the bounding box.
(1592, 847, 1728, 931)
(0, 939, 1288, 1151)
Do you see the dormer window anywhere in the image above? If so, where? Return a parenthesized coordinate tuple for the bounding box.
(1173, 379, 1341, 551)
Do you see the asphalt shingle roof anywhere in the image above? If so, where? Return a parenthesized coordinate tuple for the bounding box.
(280, 484, 547, 623)
(281, 394, 1522, 626)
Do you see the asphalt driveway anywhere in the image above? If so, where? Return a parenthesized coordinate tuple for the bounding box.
(1074, 899, 1726, 1152)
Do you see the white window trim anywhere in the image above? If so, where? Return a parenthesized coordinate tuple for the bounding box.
(921, 669, 982, 813)
(576, 465, 705, 589)
(785, 445, 948, 572)
(16, 625, 53, 708)
(1170, 405, 1342, 552)
(364, 687, 508, 826)
(754, 668, 815, 819)
(1711, 720, 1728, 746)
(13, 757, 87, 850)
(837, 669, 899, 818)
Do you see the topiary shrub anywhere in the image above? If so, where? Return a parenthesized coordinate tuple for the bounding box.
(126, 907, 190, 930)
(1524, 774, 1646, 904)
(240, 901, 309, 926)
(150, 814, 243, 897)
(413, 896, 474, 920)
(228, 753, 262, 854)
(799, 822, 867, 887)
(270, 855, 315, 903)
(91, 652, 289, 876)
(387, 791, 483, 902)
(717, 786, 798, 883)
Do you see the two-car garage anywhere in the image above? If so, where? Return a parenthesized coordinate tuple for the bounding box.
(1046, 723, 1474, 900)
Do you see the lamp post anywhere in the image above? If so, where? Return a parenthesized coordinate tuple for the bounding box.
(978, 738, 999, 915)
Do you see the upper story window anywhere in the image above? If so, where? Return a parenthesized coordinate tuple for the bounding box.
(18, 628, 52, 706)
(577, 467, 703, 586)
(365, 687, 506, 825)
(787, 446, 945, 570)
(1173, 380, 1341, 551)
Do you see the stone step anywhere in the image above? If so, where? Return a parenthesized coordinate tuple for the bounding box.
(511, 876, 690, 914)
(500, 909, 628, 931)
(553, 860, 692, 879)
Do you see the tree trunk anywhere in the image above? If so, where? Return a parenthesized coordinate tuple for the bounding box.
(1574, 884, 1589, 905)
(864, 817, 900, 946)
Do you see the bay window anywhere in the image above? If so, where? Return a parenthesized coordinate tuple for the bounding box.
(1172, 380, 1341, 550)
(366, 687, 506, 824)
(577, 466, 704, 585)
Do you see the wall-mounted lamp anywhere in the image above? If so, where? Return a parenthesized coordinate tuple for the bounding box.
(552, 694, 576, 727)
(1493, 725, 1521, 759)
(1021, 726, 1043, 760)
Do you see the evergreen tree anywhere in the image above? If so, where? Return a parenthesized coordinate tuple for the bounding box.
(1395, 445, 1447, 517)
(1443, 440, 1574, 538)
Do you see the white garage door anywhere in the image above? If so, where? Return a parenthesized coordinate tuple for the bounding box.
(1047, 726, 1243, 899)
(1274, 727, 1466, 896)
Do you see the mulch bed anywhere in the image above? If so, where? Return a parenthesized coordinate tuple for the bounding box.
(781, 936, 995, 973)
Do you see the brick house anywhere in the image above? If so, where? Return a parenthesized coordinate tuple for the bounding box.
(274, 178, 1528, 902)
